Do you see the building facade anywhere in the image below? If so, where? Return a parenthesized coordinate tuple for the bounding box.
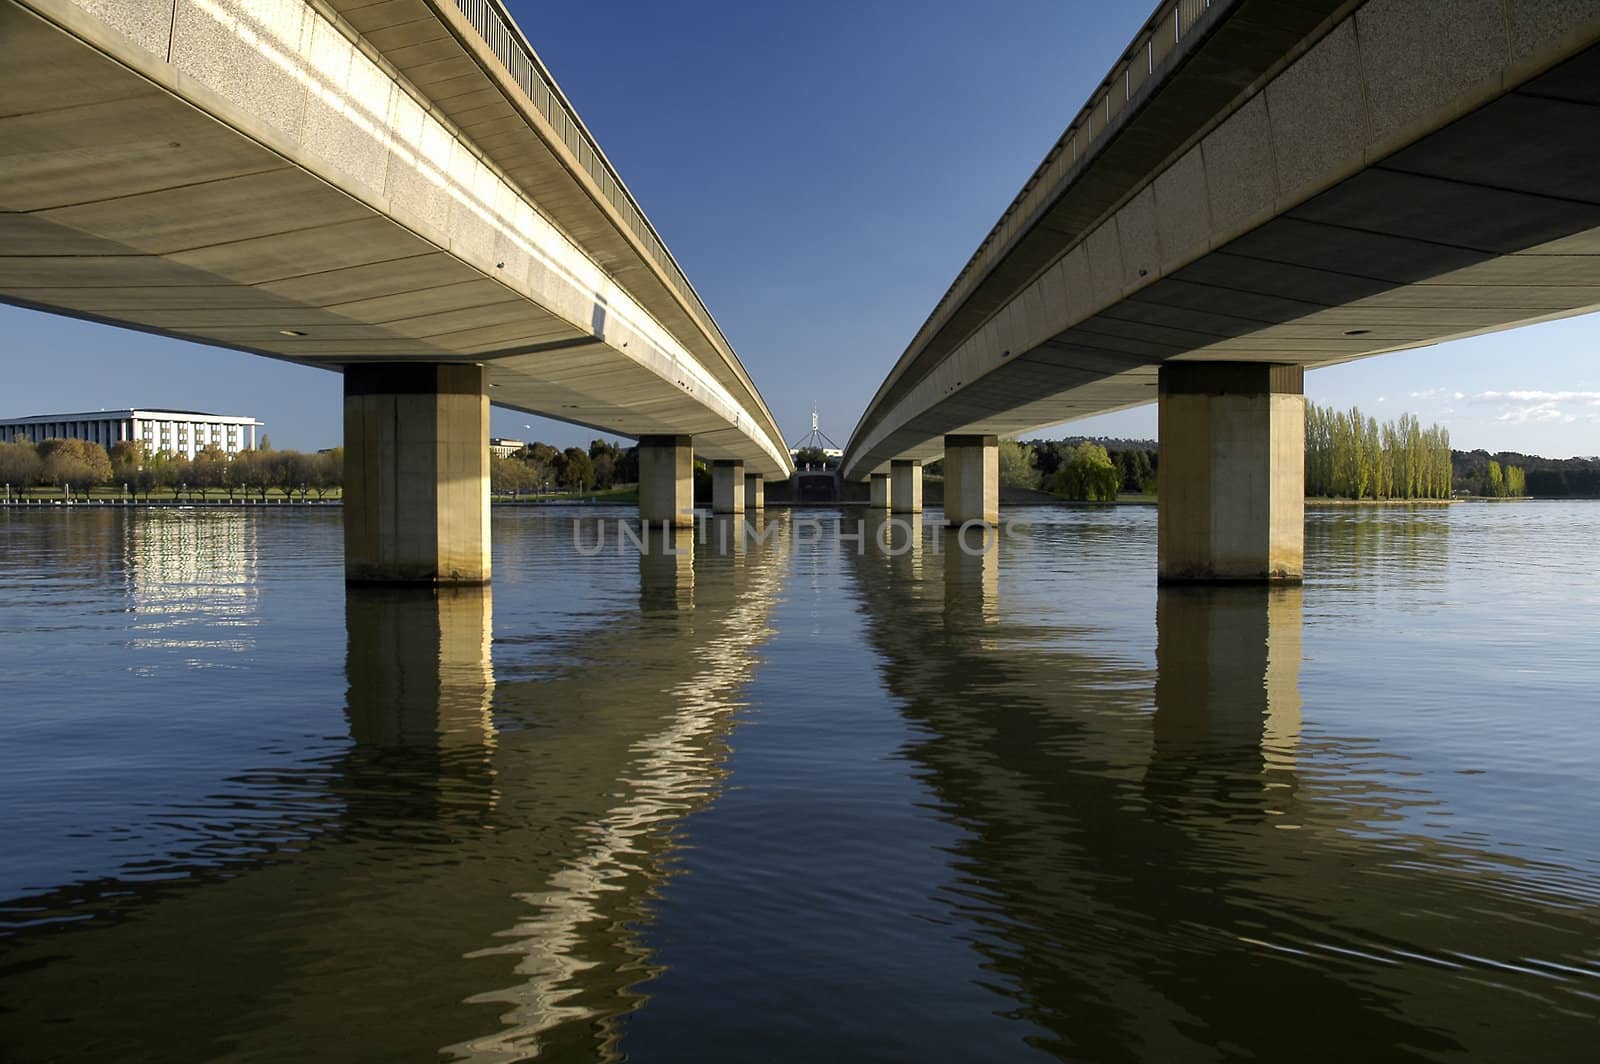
(0, 409, 262, 460)
(489, 438, 525, 459)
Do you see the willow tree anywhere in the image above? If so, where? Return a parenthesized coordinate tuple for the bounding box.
(998, 438, 1040, 489)
(1049, 443, 1119, 501)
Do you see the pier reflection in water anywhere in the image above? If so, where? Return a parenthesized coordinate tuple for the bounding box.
(1, 504, 1597, 1061)
(838, 509, 1596, 1062)
(1149, 585, 1303, 804)
(0, 508, 790, 1062)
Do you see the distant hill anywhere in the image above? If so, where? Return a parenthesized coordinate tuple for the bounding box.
(1035, 435, 1158, 453)
(1453, 449, 1600, 497)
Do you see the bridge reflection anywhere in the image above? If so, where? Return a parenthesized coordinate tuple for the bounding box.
(0, 511, 788, 1062)
(844, 525, 1598, 1061)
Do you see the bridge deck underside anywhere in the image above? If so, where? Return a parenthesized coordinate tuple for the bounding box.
(849, 42, 1600, 475)
(0, 0, 785, 475)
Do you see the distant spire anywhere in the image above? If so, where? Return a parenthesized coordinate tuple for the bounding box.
(787, 404, 841, 453)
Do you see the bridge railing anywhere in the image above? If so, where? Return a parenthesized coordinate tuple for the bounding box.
(449, 0, 729, 356)
(917, 0, 1218, 354)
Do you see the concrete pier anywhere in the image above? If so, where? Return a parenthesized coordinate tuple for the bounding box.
(712, 460, 745, 515)
(745, 474, 765, 511)
(890, 460, 923, 514)
(1157, 363, 1304, 584)
(639, 435, 694, 526)
(343, 363, 489, 586)
(943, 435, 998, 527)
(869, 473, 892, 509)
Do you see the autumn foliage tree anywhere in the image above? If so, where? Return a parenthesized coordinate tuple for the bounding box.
(37, 438, 113, 487)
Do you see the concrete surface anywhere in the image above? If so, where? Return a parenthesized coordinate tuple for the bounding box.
(344, 362, 490, 585)
(869, 473, 891, 510)
(638, 435, 693, 526)
(890, 460, 923, 515)
(842, 0, 1600, 481)
(712, 460, 745, 515)
(1, 0, 791, 478)
(942, 434, 999, 527)
(1157, 363, 1304, 584)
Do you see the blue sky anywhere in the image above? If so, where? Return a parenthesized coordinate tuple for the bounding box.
(4, 0, 1597, 459)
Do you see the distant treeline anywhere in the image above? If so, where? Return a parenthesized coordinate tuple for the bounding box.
(491, 439, 638, 493)
(0, 436, 340, 498)
(998, 413, 1597, 502)
(979, 437, 1157, 501)
(1455, 449, 1600, 497)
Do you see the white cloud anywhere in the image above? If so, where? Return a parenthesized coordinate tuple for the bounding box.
(1444, 389, 1600, 426)
(1495, 403, 1569, 424)
(1473, 390, 1600, 402)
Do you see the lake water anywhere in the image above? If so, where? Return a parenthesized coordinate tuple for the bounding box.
(1, 502, 1597, 1061)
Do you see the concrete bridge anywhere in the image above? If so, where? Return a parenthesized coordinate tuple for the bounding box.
(0, 0, 791, 583)
(841, 0, 1600, 582)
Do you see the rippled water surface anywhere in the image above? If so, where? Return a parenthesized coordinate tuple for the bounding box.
(2, 502, 1597, 1061)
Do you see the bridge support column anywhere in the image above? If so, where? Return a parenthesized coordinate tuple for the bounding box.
(343, 363, 489, 585)
(639, 434, 694, 526)
(869, 473, 891, 509)
(943, 434, 998, 526)
(1158, 363, 1304, 584)
(711, 460, 745, 514)
(745, 474, 765, 511)
(890, 459, 923, 514)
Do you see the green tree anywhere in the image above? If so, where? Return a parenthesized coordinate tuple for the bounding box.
(586, 438, 630, 488)
(1305, 402, 1453, 499)
(231, 449, 272, 500)
(997, 438, 1039, 489)
(310, 449, 342, 499)
(1131, 450, 1156, 494)
(109, 440, 146, 480)
(490, 455, 538, 494)
(136, 449, 177, 499)
(1485, 460, 1504, 498)
(1049, 443, 1119, 501)
(560, 447, 595, 492)
(191, 445, 228, 497)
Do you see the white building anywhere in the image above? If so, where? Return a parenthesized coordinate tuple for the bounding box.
(489, 437, 525, 459)
(0, 409, 262, 460)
